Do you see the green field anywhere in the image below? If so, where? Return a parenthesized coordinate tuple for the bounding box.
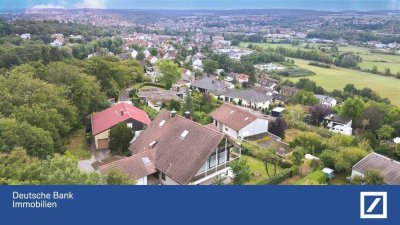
(241, 42, 400, 74)
(340, 45, 400, 74)
(240, 42, 400, 105)
(287, 58, 400, 105)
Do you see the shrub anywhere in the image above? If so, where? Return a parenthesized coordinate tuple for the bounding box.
(294, 170, 326, 185)
(259, 166, 298, 185)
(308, 62, 331, 68)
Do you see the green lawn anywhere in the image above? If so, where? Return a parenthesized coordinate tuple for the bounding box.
(65, 129, 91, 160)
(240, 42, 301, 50)
(241, 42, 400, 74)
(242, 155, 282, 185)
(240, 42, 400, 105)
(340, 45, 400, 74)
(286, 58, 400, 106)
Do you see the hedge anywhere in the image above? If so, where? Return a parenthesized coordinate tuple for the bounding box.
(257, 166, 298, 185)
(294, 170, 326, 185)
(137, 82, 165, 89)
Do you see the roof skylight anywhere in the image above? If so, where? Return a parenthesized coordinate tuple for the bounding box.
(181, 130, 189, 138)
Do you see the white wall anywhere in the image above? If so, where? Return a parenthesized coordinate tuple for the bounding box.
(222, 97, 270, 110)
(159, 173, 180, 185)
(136, 176, 147, 185)
(238, 118, 268, 138)
(216, 120, 238, 140)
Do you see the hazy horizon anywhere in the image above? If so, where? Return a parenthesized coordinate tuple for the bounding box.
(1, 0, 400, 12)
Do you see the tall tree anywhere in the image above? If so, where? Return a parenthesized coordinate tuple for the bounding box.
(341, 96, 366, 122)
(108, 123, 134, 155)
(230, 158, 251, 184)
(309, 104, 332, 124)
(203, 59, 219, 74)
(156, 60, 181, 90)
(182, 89, 193, 114)
(268, 117, 287, 138)
(253, 144, 280, 178)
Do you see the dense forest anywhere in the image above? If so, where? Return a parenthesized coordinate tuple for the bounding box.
(0, 19, 143, 184)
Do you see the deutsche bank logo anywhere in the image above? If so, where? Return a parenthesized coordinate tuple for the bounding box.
(360, 192, 387, 219)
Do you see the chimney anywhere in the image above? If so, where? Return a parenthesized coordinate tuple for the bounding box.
(184, 111, 191, 119)
(120, 109, 124, 116)
(170, 110, 177, 118)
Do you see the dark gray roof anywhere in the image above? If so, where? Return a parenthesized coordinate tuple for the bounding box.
(324, 114, 352, 124)
(272, 93, 288, 102)
(224, 90, 273, 103)
(191, 76, 230, 95)
(353, 152, 400, 184)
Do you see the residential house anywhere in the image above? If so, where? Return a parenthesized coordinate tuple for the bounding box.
(137, 87, 186, 111)
(143, 49, 151, 58)
(316, 94, 337, 107)
(91, 102, 151, 150)
(257, 78, 279, 90)
(210, 103, 269, 142)
(20, 33, 31, 39)
(145, 67, 159, 82)
(128, 49, 138, 58)
(147, 56, 158, 64)
(220, 90, 273, 109)
(191, 76, 231, 96)
(50, 39, 64, 47)
(351, 152, 400, 184)
(193, 58, 203, 70)
(98, 110, 241, 185)
(177, 69, 195, 86)
(324, 114, 352, 136)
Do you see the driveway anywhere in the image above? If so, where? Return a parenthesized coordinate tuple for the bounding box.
(78, 148, 111, 172)
(119, 87, 132, 102)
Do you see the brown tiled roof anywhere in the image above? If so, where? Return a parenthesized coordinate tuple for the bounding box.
(209, 103, 258, 131)
(129, 110, 225, 184)
(98, 150, 156, 179)
(352, 152, 400, 184)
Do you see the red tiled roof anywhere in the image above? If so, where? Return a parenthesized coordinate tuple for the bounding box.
(91, 102, 151, 135)
(210, 103, 258, 131)
(98, 150, 156, 179)
(129, 110, 225, 184)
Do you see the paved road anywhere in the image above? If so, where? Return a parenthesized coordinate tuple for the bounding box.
(119, 87, 132, 102)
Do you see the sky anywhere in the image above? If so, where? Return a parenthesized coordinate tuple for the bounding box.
(1, 0, 400, 11)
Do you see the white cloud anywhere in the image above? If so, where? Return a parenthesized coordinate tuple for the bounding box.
(75, 0, 107, 9)
(32, 3, 65, 9)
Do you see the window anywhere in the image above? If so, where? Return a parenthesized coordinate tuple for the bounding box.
(180, 130, 189, 138)
(225, 127, 228, 132)
(158, 120, 166, 127)
(218, 151, 226, 164)
(209, 155, 217, 168)
(161, 173, 166, 181)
